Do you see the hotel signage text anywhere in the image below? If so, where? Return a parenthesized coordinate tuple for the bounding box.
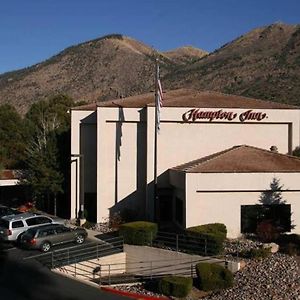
(182, 109, 268, 123)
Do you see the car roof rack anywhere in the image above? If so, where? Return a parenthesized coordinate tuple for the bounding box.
(2, 212, 38, 221)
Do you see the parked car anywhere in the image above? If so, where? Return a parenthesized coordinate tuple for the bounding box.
(0, 212, 65, 242)
(20, 224, 88, 252)
(0, 205, 22, 218)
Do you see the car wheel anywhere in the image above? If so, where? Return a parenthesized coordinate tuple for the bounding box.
(75, 234, 85, 244)
(41, 242, 51, 252)
(16, 233, 25, 245)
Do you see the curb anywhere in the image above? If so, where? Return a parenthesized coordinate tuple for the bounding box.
(101, 286, 170, 300)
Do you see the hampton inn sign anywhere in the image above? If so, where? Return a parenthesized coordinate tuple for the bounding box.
(182, 109, 268, 122)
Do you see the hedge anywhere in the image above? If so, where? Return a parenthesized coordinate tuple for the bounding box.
(239, 247, 271, 259)
(118, 221, 158, 245)
(277, 234, 300, 255)
(187, 223, 227, 240)
(186, 223, 227, 255)
(196, 262, 233, 291)
(159, 276, 193, 297)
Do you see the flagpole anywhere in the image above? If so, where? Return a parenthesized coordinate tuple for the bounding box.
(153, 59, 159, 222)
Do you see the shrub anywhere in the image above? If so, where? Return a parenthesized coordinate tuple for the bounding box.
(196, 263, 233, 292)
(239, 247, 271, 259)
(282, 243, 299, 256)
(277, 234, 300, 255)
(186, 223, 227, 255)
(109, 212, 122, 229)
(256, 220, 280, 242)
(159, 276, 193, 298)
(187, 223, 227, 240)
(81, 221, 95, 229)
(119, 221, 158, 245)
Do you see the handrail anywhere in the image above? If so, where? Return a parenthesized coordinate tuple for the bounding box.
(63, 255, 227, 281)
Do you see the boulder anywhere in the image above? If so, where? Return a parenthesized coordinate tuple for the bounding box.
(263, 242, 279, 253)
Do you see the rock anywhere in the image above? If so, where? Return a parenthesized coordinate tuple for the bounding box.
(263, 242, 279, 253)
(239, 260, 247, 270)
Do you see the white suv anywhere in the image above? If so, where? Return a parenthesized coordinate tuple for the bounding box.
(0, 212, 65, 242)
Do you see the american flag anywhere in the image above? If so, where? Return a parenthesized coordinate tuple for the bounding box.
(156, 65, 163, 132)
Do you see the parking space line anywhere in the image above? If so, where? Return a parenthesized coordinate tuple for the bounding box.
(4, 247, 17, 251)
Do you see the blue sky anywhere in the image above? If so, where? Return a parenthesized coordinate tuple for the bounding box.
(0, 0, 299, 74)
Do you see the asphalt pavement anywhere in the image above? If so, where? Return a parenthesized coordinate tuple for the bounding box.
(0, 243, 129, 300)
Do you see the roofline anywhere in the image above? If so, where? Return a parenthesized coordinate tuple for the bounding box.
(171, 144, 300, 173)
(70, 89, 300, 111)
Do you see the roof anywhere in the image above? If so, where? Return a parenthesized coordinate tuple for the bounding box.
(0, 170, 22, 180)
(172, 145, 300, 173)
(72, 89, 299, 111)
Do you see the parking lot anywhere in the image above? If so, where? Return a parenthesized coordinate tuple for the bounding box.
(0, 208, 126, 300)
(1, 236, 95, 258)
(0, 242, 126, 300)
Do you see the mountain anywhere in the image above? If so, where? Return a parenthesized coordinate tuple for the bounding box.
(166, 23, 300, 106)
(0, 35, 174, 113)
(0, 23, 300, 113)
(163, 46, 208, 64)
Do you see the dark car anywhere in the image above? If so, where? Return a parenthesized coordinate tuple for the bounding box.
(0, 205, 22, 218)
(20, 224, 88, 252)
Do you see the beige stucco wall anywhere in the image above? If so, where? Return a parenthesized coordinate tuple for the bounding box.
(96, 107, 147, 222)
(185, 172, 300, 238)
(70, 110, 96, 219)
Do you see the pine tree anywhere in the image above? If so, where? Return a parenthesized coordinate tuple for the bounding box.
(259, 177, 286, 205)
(257, 177, 293, 236)
(0, 104, 26, 168)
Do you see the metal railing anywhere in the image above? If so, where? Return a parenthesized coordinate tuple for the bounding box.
(23, 236, 124, 269)
(62, 256, 228, 285)
(152, 231, 221, 256)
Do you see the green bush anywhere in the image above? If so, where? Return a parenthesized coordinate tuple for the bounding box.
(159, 276, 193, 298)
(239, 247, 271, 259)
(81, 221, 95, 229)
(277, 234, 300, 255)
(119, 221, 158, 245)
(196, 263, 233, 292)
(186, 223, 227, 255)
(187, 223, 227, 240)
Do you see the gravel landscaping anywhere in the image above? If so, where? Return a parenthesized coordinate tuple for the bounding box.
(202, 253, 300, 300)
(110, 238, 300, 299)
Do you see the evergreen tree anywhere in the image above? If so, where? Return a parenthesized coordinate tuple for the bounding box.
(292, 146, 300, 157)
(259, 177, 286, 205)
(0, 104, 26, 168)
(23, 94, 75, 215)
(257, 177, 293, 235)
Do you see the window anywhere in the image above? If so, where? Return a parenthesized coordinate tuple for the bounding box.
(26, 217, 52, 226)
(26, 218, 38, 226)
(55, 226, 71, 234)
(36, 217, 52, 225)
(12, 221, 24, 228)
(38, 228, 56, 237)
(241, 204, 292, 233)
